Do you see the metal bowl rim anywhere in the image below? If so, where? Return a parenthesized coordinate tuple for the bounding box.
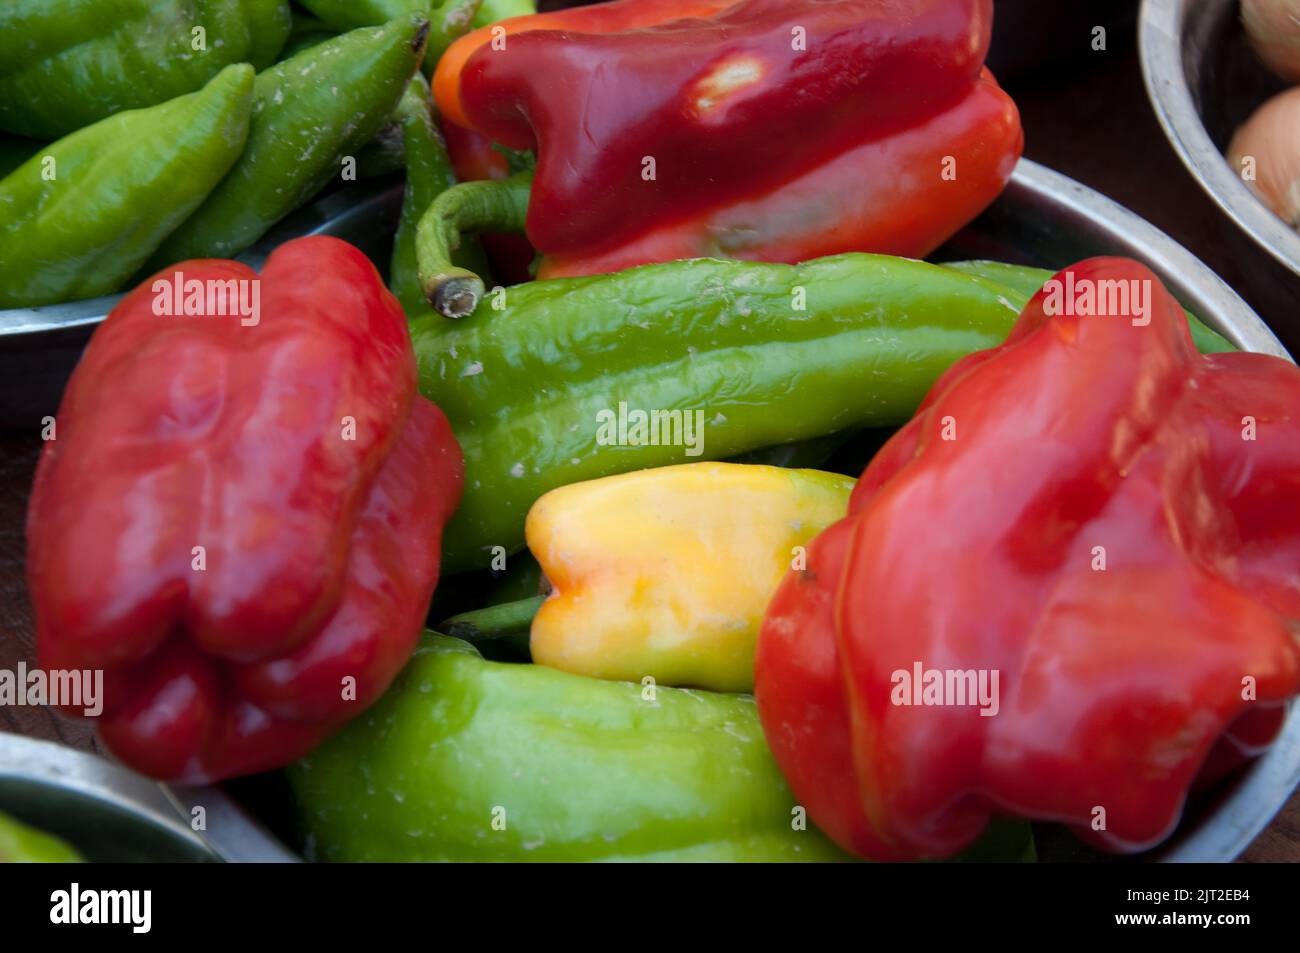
(1138, 0, 1300, 280)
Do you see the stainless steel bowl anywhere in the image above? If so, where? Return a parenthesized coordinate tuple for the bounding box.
(0, 733, 295, 862)
(3, 157, 1296, 861)
(1139, 0, 1300, 344)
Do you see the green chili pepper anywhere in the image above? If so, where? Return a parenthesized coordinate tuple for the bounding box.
(411, 254, 1026, 571)
(0, 0, 289, 139)
(295, 0, 431, 31)
(389, 76, 493, 317)
(288, 632, 850, 862)
(472, 0, 535, 26)
(295, 0, 486, 68)
(298, 0, 523, 35)
(150, 16, 430, 266)
(353, 121, 408, 180)
(0, 64, 254, 308)
(0, 811, 82, 863)
(430, 0, 487, 63)
(413, 253, 1241, 573)
(279, 7, 338, 59)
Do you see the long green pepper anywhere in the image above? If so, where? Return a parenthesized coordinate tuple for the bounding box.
(289, 633, 852, 862)
(412, 255, 1038, 571)
(296, 0, 506, 68)
(288, 633, 1036, 862)
(150, 15, 430, 266)
(0, 64, 254, 308)
(298, 0, 528, 33)
(0, 0, 289, 139)
(412, 252, 1236, 572)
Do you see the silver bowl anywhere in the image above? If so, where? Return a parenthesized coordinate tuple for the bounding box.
(1139, 0, 1300, 343)
(0, 733, 294, 862)
(2, 157, 1297, 861)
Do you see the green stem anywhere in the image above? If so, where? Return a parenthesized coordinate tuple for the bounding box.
(416, 170, 532, 317)
(437, 594, 544, 643)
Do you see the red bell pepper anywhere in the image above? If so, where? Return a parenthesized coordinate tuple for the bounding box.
(27, 236, 463, 783)
(432, 0, 1021, 279)
(755, 257, 1300, 859)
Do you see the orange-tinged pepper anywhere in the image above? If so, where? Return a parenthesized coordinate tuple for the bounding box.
(526, 462, 854, 692)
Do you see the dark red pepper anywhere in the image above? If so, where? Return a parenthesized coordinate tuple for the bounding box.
(28, 236, 463, 783)
(433, 0, 1020, 277)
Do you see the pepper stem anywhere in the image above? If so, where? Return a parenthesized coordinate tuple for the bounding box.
(416, 170, 532, 318)
(437, 594, 544, 643)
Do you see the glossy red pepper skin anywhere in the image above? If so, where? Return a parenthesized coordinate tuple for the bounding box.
(539, 68, 1019, 279)
(435, 0, 1019, 274)
(28, 236, 463, 783)
(755, 258, 1300, 860)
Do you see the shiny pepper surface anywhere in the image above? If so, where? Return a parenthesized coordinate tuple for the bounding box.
(434, 0, 1020, 276)
(755, 258, 1300, 859)
(27, 236, 464, 783)
(411, 253, 1036, 571)
(0, 0, 290, 138)
(527, 463, 854, 691)
(289, 633, 853, 861)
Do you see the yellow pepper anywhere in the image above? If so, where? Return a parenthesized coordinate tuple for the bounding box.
(525, 462, 854, 692)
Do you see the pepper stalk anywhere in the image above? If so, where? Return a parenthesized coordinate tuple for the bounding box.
(416, 170, 532, 317)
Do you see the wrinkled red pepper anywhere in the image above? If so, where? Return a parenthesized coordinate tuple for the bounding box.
(755, 257, 1300, 859)
(433, 0, 1021, 278)
(27, 236, 463, 783)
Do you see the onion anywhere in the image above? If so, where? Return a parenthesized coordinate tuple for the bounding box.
(1242, 0, 1300, 81)
(1228, 86, 1300, 228)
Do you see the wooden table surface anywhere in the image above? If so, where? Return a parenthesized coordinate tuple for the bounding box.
(1, 26, 1297, 861)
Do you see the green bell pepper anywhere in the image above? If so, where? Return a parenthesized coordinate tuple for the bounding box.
(0, 0, 289, 139)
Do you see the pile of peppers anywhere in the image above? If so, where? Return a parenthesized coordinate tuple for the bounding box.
(16, 0, 1300, 865)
